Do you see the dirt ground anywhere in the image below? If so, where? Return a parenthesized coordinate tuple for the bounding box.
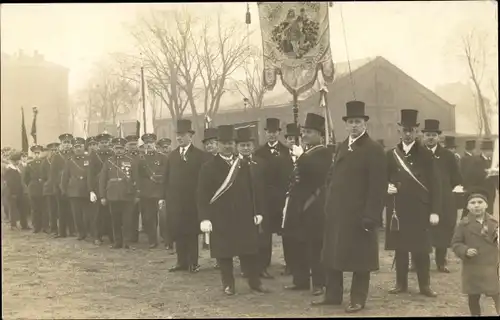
(2, 197, 499, 319)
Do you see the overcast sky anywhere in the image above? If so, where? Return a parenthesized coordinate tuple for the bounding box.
(1, 2, 497, 99)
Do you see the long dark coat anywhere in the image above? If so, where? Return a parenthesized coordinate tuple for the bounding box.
(254, 141, 290, 233)
(462, 155, 498, 212)
(385, 142, 442, 253)
(323, 133, 387, 272)
(197, 155, 266, 258)
(282, 144, 333, 242)
(87, 150, 114, 198)
(49, 150, 74, 195)
(163, 144, 205, 239)
(24, 158, 45, 198)
(430, 145, 462, 248)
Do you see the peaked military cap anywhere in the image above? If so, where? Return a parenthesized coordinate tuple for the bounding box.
(30, 144, 44, 152)
(157, 138, 172, 146)
(59, 133, 74, 142)
(112, 137, 127, 147)
(96, 132, 113, 141)
(47, 142, 60, 150)
(72, 137, 86, 146)
(141, 133, 157, 143)
(125, 135, 139, 142)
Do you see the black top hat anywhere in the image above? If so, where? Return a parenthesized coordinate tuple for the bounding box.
(58, 133, 74, 142)
(480, 139, 494, 151)
(303, 113, 325, 133)
(265, 118, 281, 132)
(96, 132, 112, 142)
(421, 119, 442, 134)
(398, 109, 419, 127)
(444, 136, 456, 148)
(202, 128, 218, 143)
(217, 125, 235, 142)
(30, 144, 43, 152)
(141, 133, 157, 143)
(376, 139, 385, 148)
(465, 140, 476, 151)
(72, 137, 86, 146)
(46, 142, 60, 150)
(10, 152, 22, 161)
(112, 137, 127, 147)
(285, 123, 300, 138)
(235, 126, 255, 143)
(125, 135, 139, 142)
(157, 138, 172, 146)
(342, 100, 369, 121)
(177, 119, 195, 134)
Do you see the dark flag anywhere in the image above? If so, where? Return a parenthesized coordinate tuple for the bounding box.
(21, 107, 29, 153)
(31, 106, 38, 144)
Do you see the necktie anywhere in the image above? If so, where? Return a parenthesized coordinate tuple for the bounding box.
(180, 148, 187, 161)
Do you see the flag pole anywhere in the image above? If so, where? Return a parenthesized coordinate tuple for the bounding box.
(141, 65, 147, 135)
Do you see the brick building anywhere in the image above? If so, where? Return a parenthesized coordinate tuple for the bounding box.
(1, 50, 69, 148)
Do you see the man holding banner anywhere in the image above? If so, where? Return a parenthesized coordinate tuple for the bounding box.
(386, 109, 441, 298)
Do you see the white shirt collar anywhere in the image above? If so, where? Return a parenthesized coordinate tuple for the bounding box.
(348, 130, 366, 146)
(220, 154, 233, 162)
(180, 144, 192, 153)
(427, 145, 437, 154)
(402, 141, 416, 154)
(481, 153, 489, 160)
(268, 141, 278, 148)
(465, 151, 472, 156)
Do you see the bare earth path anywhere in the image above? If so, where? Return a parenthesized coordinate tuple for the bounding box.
(2, 195, 499, 318)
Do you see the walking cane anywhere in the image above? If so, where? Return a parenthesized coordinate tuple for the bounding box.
(247, 156, 263, 234)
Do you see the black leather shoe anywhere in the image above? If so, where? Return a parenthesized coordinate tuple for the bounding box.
(189, 264, 200, 273)
(345, 303, 364, 313)
(312, 286, 324, 296)
(110, 244, 122, 249)
(224, 286, 235, 296)
(437, 266, 450, 273)
(284, 284, 310, 291)
(311, 300, 342, 307)
(260, 271, 274, 279)
(420, 287, 437, 297)
(251, 285, 271, 293)
(169, 265, 188, 272)
(388, 285, 407, 294)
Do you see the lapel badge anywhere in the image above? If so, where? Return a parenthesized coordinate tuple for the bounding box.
(154, 160, 160, 166)
(83, 160, 89, 166)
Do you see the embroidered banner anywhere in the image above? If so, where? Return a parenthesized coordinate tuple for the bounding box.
(258, 2, 334, 95)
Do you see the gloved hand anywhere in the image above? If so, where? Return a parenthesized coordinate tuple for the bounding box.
(90, 191, 97, 203)
(452, 185, 464, 193)
(361, 218, 376, 232)
(100, 198, 107, 206)
(254, 215, 263, 225)
(158, 199, 166, 209)
(430, 213, 439, 226)
(387, 183, 398, 194)
(200, 220, 212, 233)
(291, 145, 304, 158)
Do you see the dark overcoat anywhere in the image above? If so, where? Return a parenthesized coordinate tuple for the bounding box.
(49, 150, 73, 195)
(254, 141, 290, 233)
(282, 144, 333, 242)
(430, 145, 462, 248)
(87, 150, 114, 199)
(42, 156, 55, 196)
(385, 142, 442, 253)
(462, 155, 498, 212)
(163, 144, 205, 239)
(136, 151, 168, 199)
(61, 154, 91, 198)
(197, 155, 266, 258)
(24, 158, 45, 198)
(460, 152, 475, 188)
(323, 133, 387, 272)
(99, 155, 136, 202)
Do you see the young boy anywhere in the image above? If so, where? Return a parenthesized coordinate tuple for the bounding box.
(451, 187, 499, 316)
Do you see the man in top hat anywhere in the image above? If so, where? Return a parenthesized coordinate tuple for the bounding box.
(42, 142, 60, 234)
(123, 134, 144, 243)
(99, 137, 138, 249)
(202, 127, 219, 157)
(50, 133, 76, 238)
(421, 119, 462, 273)
(88, 132, 115, 245)
(461, 140, 477, 183)
(315, 101, 387, 313)
(197, 125, 270, 295)
(385, 110, 441, 297)
(61, 137, 92, 241)
(254, 117, 291, 276)
(283, 113, 333, 296)
(160, 119, 206, 273)
(136, 133, 168, 249)
(4, 151, 30, 230)
(24, 144, 47, 233)
(280, 123, 301, 276)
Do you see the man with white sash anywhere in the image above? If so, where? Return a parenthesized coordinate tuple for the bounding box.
(385, 109, 441, 297)
(197, 125, 270, 296)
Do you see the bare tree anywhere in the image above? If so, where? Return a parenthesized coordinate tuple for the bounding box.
(234, 49, 267, 112)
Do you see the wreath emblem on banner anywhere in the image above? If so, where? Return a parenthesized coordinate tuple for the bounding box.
(271, 8, 320, 59)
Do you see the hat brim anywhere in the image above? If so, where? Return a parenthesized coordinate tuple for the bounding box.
(236, 138, 255, 143)
(202, 137, 218, 143)
(397, 123, 420, 127)
(176, 130, 195, 134)
(342, 115, 370, 121)
(264, 128, 281, 132)
(421, 129, 442, 134)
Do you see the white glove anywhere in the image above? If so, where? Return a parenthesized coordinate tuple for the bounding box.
(486, 167, 499, 177)
(200, 220, 212, 233)
(452, 185, 464, 193)
(90, 191, 97, 203)
(291, 145, 304, 157)
(387, 183, 398, 195)
(158, 199, 165, 209)
(254, 215, 263, 225)
(430, 213, 439, 226)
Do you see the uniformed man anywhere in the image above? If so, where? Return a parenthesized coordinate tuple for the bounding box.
(86, 136, 99, 154)
(283, 113, 332, 296)
(136, 133, 168, 249)
(4, 152, 30, 230)
(161, 119, 206, 273)
(50, 133, 75, 238)
(254, 118, 290, 278)
(461, 140, 476, 181)
(43, 142, 60, 234)
(88, 132, 115, 245)
(197, 125, 270, 295)
(24, 144, 46, 233)
(421, 120, 462, 273)
(99, 137, 138, 249)
(386, 110, 441, 297)
(124, 134, 143, 244)
(156, 137, 174, 251)
(61, 137, 91, 240)
(19, 151, 31, 222)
